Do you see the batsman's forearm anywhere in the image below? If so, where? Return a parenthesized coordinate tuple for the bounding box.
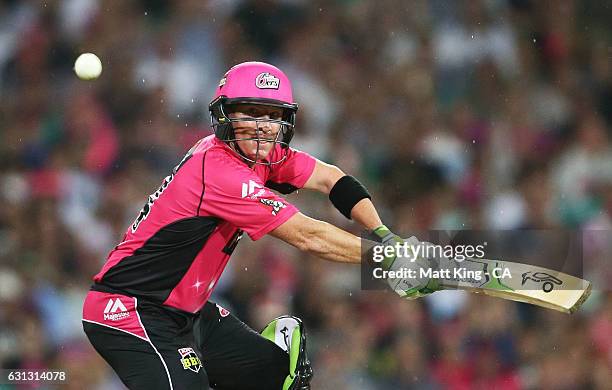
(301, 219, 362, 264)
(270, 212, 363, 264)
(350, 198, 383, 231)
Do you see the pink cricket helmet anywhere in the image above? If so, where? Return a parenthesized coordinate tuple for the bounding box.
(213, 61, 295, 104)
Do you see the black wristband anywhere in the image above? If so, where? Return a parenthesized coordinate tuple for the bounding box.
(329, 175, 371, 219)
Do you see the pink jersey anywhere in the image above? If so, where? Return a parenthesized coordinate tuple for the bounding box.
(93, 135, 316, 313)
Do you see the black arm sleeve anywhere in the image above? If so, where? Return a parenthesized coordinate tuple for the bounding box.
(328, 175, 371, 219)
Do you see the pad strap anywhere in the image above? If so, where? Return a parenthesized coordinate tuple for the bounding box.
(329, 175, 371, 219)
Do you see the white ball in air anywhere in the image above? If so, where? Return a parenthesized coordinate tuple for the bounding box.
(74, 52, 102, 80)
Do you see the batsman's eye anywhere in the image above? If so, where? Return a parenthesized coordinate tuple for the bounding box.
(245, 108, 282, 119)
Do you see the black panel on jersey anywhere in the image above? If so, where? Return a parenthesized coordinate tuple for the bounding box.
(265, 180, 298, 194)
(100, 216, 219, 303)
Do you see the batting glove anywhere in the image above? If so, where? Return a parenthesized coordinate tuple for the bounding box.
(372, 225, 440, 299)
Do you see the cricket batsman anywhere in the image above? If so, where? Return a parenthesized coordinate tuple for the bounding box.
(81, 61, 437, 389)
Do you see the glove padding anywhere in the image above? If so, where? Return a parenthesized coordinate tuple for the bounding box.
(372, 226, 441, 299)
(385, 236, 441, 299)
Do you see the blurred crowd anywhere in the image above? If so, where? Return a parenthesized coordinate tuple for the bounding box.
(0, 0, 611, 389)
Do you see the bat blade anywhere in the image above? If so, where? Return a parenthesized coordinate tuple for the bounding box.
(437, 259, 592, 313)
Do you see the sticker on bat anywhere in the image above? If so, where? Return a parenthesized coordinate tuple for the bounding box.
(521, 271, 563, 293)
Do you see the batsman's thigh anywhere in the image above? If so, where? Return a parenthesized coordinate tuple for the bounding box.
(83, 321, 209, 390)
(195, 302, 288, 390)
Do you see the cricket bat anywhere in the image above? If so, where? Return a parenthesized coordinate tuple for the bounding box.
(436, 258, 592, 313)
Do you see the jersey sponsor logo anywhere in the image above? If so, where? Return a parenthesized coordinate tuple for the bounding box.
(216, 303, 230, 318)
(259, 198, 286, 215)
(178, 347, 202, 373)
(255, 72, 280, 89)
(242, 180, 265, 199)
(103, 298, 129, 321)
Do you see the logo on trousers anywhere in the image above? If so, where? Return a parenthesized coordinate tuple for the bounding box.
(216, 303, 230, 318)
(179, 348, 203, 373)
(103, 298, 130, 321)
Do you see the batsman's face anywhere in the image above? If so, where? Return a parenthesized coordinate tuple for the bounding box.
(228, 105, 283, 162)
